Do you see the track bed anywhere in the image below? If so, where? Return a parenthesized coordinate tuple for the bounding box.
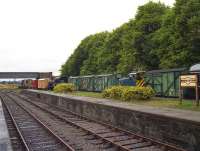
(1, 92, 74, 151)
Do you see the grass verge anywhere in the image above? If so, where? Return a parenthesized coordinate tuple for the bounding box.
(69, 91, 200, 112)
(133, 98, 200, 111)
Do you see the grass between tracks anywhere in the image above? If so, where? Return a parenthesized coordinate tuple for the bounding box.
(70, 91, 200, 112)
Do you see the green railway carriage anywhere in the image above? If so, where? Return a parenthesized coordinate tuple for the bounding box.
(68, 74, 120, 92)
(144, 68, 187, 97)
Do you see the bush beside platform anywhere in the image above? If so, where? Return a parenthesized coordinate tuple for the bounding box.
(53, 83, 75, 93)
(103, 86, 155, 101)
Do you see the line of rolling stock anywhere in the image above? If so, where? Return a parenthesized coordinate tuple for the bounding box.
(21, 79, 50, 89)
(20, 64, 200, 99)
(20, 76, 68, 90)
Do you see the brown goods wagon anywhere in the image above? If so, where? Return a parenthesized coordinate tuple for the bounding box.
(27, 79, 33, 89)
(38, 79, 49, 89)
(23, 79, 31, 88)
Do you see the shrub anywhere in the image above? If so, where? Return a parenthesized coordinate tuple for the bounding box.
(122, 86, 155, 101)
(103, 86, 155, 101)
(102, 86, 125, 99)
(53, 83, 75, 93)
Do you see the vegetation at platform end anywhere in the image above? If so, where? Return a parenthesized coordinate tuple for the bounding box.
(61, 0, 200, 76)
(0, 84, 18, 90)
(103, 86, 155, 101)
(53, 83, 75, 93)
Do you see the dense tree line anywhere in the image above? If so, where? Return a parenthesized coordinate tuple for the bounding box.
(61, 0, 200, 76)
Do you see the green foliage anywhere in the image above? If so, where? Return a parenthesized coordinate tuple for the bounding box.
(60, 32, 110, 76)
(122, 86, 155, 101)
(53, 83, 75, 93)
(61, 0, 200, 76)
(102, 86, 125, 99)
(103, 86, 155, 101)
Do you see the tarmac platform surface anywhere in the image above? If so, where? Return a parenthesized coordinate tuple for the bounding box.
(0, 100, 13, 151)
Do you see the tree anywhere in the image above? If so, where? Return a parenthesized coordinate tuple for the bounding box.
(80, 32, 110, 75)
(153, 0, 200, 68)
(174, 0, 200, 67)
(61, 32, 110, 76)
(61, 0, 200, 77)
(133, 1, 169, 70)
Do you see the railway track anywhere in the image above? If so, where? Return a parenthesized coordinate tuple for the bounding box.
(4, 91, 186, 151)
(2, 100, 27, 151)
(0, 93, 74, 151)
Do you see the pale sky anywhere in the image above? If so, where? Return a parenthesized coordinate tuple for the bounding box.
(0, 0, 175, 75)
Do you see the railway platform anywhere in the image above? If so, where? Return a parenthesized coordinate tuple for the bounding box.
(28, 89, 200, 123)
(23, 89, 200, 151)
(0, 100, 12, 151)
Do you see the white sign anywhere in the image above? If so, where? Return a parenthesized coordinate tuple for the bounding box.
(180, 75, 197, 87)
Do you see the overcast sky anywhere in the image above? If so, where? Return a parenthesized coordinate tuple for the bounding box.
(0, 0, 175, 75)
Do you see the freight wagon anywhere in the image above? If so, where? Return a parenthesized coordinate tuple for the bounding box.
(27, 79, 32, 89)
(20, 76, 68, 90)
(21, 79, 32, 89)
(38, 79, 49, 89)
(144, 64, 200, 98)
(31, 80, 38, 89)
(68, 74, 120, 92)
(144, 68, 187, 97)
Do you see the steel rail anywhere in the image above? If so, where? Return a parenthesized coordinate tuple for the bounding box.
(2, 93, 75, 151)
(12, 92, 186, 151)
(0, 95, 31, 151)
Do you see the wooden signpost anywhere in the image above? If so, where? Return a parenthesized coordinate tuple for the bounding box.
(179, 74, 199, 106)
